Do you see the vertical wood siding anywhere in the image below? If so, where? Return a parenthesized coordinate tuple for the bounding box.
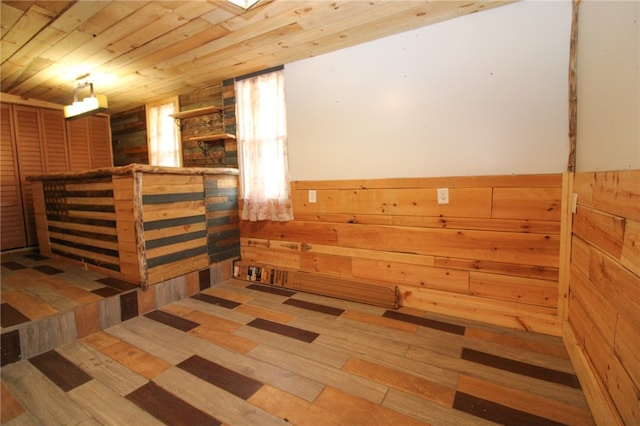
(565, 170, 639, 426)
(205, 174, 240, 263)
(240, 174, 564, 335)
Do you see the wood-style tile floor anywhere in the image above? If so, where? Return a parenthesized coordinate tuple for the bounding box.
(1, 251, 595, 425)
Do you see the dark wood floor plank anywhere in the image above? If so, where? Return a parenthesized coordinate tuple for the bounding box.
(461, 348, 581, 389)
(453, 391, 566, 426)
(283, 298, 345, 316)
(144, 310, 199, 332)
(28, 350, 92, 392)
(1, 303, 30, 328)
(1, 261, 27, 270)
(191, 292, 241, 309)
(1, 330, 21, 366)
(246, 283, 296, 297)
(383, 310, 466, 335)
(95, 277, 138, 291)
(247, 318, 319, 343)
(126, 381, 221, 426)
(92, 287, 121, 297)
(32, 265, 64, 275)
(178, 355, 263, 399)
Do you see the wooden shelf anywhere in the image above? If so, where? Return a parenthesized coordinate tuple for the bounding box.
(169, 106, 222, 119)
(188, 133, 236, 141)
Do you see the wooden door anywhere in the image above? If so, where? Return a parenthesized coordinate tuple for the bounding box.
(12, 105, 46, 246)
(0, 104, 27, 250)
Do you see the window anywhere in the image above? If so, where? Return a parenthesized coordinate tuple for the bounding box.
(235, 68, 293, 221)
(147, 98, 181, 167)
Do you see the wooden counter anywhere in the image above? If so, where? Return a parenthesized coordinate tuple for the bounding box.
(27, 164, 240, 288)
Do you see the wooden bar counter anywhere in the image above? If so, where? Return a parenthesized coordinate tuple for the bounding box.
(27, 164, 240, 288)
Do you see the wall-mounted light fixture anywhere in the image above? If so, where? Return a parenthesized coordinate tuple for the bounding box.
(63, 81, 108, 120)
(226, 0, 260, 10)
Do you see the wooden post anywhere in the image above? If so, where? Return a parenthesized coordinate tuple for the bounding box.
(133, 171, 149, 289)
(567, 0, 580, 172)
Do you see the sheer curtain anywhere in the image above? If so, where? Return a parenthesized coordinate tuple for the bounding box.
(147, 100, 181, 167)
(236, 69, 293, 221)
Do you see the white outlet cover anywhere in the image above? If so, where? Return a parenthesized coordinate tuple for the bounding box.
(437, 188, 449, 204)
(308, 189, 317, 203)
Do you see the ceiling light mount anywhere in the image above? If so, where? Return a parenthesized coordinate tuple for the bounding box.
(63, 81, 108, 120)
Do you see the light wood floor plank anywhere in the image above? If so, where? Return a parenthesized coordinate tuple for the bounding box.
(0, 381, 25, 423)
(383, 388, 497, 426)
(68, 380, 165, 425)
(248, 384, 348, 426)
(56, 340, 148, 396)
(0, 361, 94, 425)
(153, 366, 289, 426)
(248, 344, 388, 404)
(235, 326, 350, 369)
(120, 316, 326, 402)
(456, 374, 595, 426)
(314, 386, 429, 426)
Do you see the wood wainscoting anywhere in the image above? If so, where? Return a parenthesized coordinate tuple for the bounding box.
(240, 174, 564, 336)
(564, 170, 639, 426)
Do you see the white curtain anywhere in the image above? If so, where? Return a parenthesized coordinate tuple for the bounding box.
(148, 101, 181, 167)
(236, 69, 293, 221)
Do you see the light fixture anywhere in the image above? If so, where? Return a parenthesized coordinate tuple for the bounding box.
(63, 81, 108, 120)
(226, 0, 260, 10)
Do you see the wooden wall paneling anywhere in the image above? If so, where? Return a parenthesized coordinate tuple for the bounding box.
(492, 187, 562, 221)
(110, 106, 148, 166)
(39, 108, 69, 173)
(0, 103, 27, 249)
(336, 223, 560, 268)
(240, 173, 564, 334)
(621, 218, 640, 276)
(398, 285, 561, 335)
(352, 257, 469, 294)
(469, 272, 558, 308)
(12, 104, 46, 246)
(566, 170, 640, 426)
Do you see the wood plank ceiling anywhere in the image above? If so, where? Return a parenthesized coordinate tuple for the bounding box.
(1, 0, 510, 114)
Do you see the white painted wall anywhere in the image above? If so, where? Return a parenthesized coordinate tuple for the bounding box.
(285, 1, 572, 181)
(576, 0, 640, 172)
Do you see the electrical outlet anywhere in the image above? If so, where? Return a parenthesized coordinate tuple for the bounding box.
(572, 193, 578, 213)
(437, 187, 449, 204)
(308, 190, 316, 203)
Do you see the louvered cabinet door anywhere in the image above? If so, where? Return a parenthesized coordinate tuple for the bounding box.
(88, 115, 113, 168)
(0, 104, 27, 250)
(66, 118, 92, 171)
(12, 105, 46, 247)
(40, 108, 69, 173)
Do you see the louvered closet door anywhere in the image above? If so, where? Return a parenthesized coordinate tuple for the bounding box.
(12, 105, 46, 247)
(40, 108, 69, 172)
(0, 104, 27, 250)
(66, 118, 92, 171)
(89, 116, 113, 168)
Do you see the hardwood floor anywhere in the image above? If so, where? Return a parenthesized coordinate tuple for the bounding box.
(1, 251, 595, 425)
